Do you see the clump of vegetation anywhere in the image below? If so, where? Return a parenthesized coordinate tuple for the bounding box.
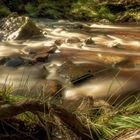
(0, 6, 11, 17)
(71, 0, 116, 22)
(0, 86, 139, 140)
(37, 3, 62, 18)
(25, 3, 38, 17)
(88, 100, 140, 139)
(0, 0, 140, 22)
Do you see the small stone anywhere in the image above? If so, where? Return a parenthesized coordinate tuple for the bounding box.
(108, 41, 122, 49)
(43, 43, 57, 53)
(53, 27, 65, 33)
(32, 53, 49, 62)
(72, 23, 84, 29)
(21, 43, 57, 55)
(66, 37, 81, 44)
(99, 19, 111, 24)
(55, 39, 64, 46)
(84, 37, 95, 45)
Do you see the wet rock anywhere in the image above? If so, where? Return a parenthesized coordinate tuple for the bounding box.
(32, 52, 49, 63)
(56, 60, 103, 83)
(71, 23, 90, 30)
(53, 27, 65, 33)
(0, 57, 10, 65)
(5, 57, 24, 67)
(22, 42, 57, 55)
(0, 16, 43, 40)
(108, 41, 122, 49)
(112, 59, 130, 68)
(39, 42, 57, 54)
(111, 129, 140, 140)
(55, 39, 64, 46)
(97, 53, 127, 65)
(99, 19, 111, 24)
(66, 37, 81, 44)
(84, 37, 95, 45)
(33, 46, 57, 62)
(71, 23, 85, 29)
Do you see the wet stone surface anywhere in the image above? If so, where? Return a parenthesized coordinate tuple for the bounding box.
(0, 16, 43, 41)
(0, 18, 140, 105)
(5, 57, 25, 67)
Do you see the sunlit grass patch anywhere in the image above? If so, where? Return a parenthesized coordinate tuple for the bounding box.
(81, 100, 140, 139)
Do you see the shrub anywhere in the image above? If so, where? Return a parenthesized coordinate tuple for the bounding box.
(25, 3, 38, 17)
(37, 3, 62, 18)
(0, 6, 11, 17)
(70, 0, 116, 21)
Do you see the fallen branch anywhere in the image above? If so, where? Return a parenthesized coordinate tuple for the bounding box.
(0, 100, 98, 140)
(0, 100, 49, 119)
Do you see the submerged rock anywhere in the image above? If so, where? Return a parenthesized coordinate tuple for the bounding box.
(84, 37, 95, 45)
(99, 19, 111, 24)
(0, 16, 43, 40)
(32, 53, 49, 63)
(21, 42, 57, 55)
(0, 57, 10, 65)
(108, 41, 122, 49)
(56, 60, 104, 83)
(5, 57, 24, 67)
(55, 39, 64, 46)
(66, 37, 81, 44)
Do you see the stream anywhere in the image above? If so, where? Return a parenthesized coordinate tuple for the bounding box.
(0, 19, 140, 107)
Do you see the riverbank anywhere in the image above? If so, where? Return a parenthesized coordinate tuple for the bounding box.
(0, 0, 140, 23)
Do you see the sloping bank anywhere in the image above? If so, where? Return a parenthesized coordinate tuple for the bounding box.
(0, 0, 140, 22)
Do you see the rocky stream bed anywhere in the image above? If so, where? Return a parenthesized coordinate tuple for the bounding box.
(0, 16, 140, 139)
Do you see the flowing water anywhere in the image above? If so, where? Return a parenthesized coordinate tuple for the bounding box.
(0, 19, 140, 106)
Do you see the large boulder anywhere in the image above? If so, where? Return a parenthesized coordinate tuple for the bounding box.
(0, 15, 43, 40)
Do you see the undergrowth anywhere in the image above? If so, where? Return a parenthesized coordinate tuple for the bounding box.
(0, 85, 139, 139)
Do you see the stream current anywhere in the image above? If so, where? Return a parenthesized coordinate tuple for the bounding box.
(0, 19, 140, 106)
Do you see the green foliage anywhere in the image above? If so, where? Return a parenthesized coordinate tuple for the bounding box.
(0, 0, 139, 22)
(98, 6, 116, 21)
(0, 6, 11, 17)
(124, 8, 140, 22)
(88, 100, 140, 139)
(25, 3, 38, 17)
(37, 3, 62, 18)
(71, 0, 116, 21)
